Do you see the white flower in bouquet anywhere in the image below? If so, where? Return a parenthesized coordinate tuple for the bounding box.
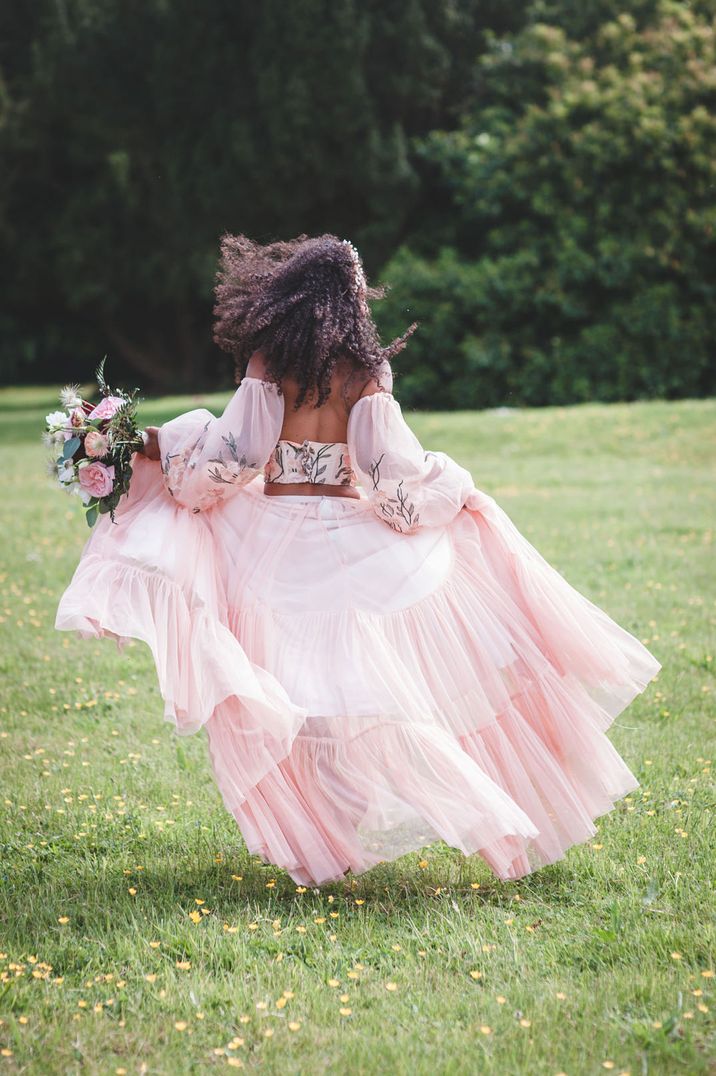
(57, 460, 76, 487)
(45, 410, 70, 430)
(59, 384, 83, 409)
(73, 485, 95, 505)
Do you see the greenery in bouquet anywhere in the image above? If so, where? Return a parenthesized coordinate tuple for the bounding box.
(43, 357, 144, 527)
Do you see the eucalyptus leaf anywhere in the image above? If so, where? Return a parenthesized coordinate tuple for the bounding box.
(63, 436, 81, 459)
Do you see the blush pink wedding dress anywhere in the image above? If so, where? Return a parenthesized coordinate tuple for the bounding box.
(55, 375, 661, 886)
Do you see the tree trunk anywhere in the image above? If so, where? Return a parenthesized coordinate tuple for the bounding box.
(100, 313, 217, 394)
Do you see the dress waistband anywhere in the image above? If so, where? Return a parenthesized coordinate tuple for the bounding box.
(264, 438, 357, 487)
(277, 437, 349, 448)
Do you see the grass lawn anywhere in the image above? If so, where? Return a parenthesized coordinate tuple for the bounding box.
(0, 384, 714, 1075)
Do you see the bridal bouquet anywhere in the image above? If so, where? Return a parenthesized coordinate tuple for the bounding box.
(44, 358, 145, 527)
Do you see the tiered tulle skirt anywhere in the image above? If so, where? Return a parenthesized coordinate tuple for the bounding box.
(55, 457, 661, 886)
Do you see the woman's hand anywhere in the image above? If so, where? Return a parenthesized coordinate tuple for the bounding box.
(140, 426, 161, 461)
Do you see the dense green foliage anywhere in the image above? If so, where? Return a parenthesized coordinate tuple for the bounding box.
(377, 1, 716, 408)
(0, 0, 519, 391)
(1, 1, 714, 404)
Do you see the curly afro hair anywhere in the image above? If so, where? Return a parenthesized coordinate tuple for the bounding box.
(212, 232, 418, 410)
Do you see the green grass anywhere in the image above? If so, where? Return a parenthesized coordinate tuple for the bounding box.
(0, 384, 714, 1075)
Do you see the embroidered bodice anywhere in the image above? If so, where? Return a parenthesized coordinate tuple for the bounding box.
(263, 438, 357, 486)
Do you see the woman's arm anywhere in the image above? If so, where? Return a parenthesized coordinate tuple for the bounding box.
(347, 389, 475, 533)
(139, 427, 161, 460)
(154, 370, 284, 513)
(138, 354, 272, 467)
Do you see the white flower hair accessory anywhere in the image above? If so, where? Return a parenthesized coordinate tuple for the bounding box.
(341, 238, 367, 298)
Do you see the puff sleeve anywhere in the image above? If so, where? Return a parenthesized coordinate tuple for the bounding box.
(157, 376, 284, 513)
(346, 391, 476, 533)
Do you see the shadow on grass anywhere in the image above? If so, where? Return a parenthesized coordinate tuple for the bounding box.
(3, 836, 584, 947)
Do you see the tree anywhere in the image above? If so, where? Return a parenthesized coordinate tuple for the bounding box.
(376, 1, 716, 408)
(0, 0, 515, 390)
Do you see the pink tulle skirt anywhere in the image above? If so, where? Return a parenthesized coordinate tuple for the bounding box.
(55, 456, 661, 886)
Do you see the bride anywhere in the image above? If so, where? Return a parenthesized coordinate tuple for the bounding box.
(55, 232, 661, 887)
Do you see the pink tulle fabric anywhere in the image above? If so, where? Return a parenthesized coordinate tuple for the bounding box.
(54, 378, 661, 886)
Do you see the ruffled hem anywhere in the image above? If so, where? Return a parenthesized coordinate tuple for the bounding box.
(54, 454, 661, 887)
(206, 712, 543, 886)
(202, 497, 657, 886)
(209, 705, 640, 887)
(461, 488, 661, 722)
(55, 554, 306, 739)
(54, 457, 307, 793)
(205, 651, 644, 887)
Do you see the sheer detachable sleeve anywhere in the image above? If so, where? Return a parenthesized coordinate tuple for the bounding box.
(157, 376, 284, 513)
(346, 391, 476, 533)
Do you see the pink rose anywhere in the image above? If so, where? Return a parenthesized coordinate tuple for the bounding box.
(84, 429, 109, 458)
(70, 406, 86, 428)
(86, 395, 124, 421)
(78, 460, 115, 498)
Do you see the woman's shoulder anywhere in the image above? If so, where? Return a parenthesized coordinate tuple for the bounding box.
(352, 359, 394, 402)
(245, 351, 272, 380)
(243, 350, 393, 413)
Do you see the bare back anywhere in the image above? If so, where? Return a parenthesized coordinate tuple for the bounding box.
(246, 352, 386, 497)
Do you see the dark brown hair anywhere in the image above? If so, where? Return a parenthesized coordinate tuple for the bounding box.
(212, 232, 417, 409)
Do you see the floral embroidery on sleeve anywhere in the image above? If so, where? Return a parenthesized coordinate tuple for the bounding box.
(368, 453, 420, 533)
(161, 422, 263, 513)
(161, 420, 210, 502)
